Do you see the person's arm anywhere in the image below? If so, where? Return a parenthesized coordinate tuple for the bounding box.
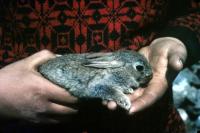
(0, 50, 78, 123)
(106, 1, 200, 112)
(157, 11, 200, 66)
(128, 8, 200, 113)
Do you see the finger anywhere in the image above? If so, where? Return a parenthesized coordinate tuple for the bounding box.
(128, 88, 144, 102)
(129, 79, 167, 114)
(47, 85, 78, 105)
(25, 50, 56, 69)
(38, 77, 78, 105)
(102, 100, 108, 106)
(168, 55, 183, 71)
(30, 117, 60, 124)
(138, 47, 150, 61)
(41, 118, 60, 124)
(167, 38, 187, 71)
(129, 91, 157, 114)
(107, 101, 117, 110)
(168, 46, 187, 71)
(46, 103, 78, 115)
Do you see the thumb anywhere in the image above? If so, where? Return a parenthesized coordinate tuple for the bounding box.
(25, 50, 56, 69)
(167, 47, 187, 83)
(168, 55, 184, 71)
(168, 42, 187, 71)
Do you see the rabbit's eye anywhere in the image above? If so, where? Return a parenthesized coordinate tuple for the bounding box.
(133, 62, 144, 72)
(135, 64, 144, 72)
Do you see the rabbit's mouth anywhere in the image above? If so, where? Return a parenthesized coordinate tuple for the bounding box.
(137, 73, 153, 87)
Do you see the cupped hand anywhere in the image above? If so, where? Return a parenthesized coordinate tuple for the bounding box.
(128, 37, 187, 114)
(105, 37, 187, 113)
(0, 50, 78, 123)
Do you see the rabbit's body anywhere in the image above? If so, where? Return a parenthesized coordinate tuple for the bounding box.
(38, 50, 152, 110)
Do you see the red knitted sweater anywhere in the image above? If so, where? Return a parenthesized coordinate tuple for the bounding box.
(0, 0, 200, 133)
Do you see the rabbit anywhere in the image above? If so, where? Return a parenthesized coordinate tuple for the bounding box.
(38, 50, 153, 110)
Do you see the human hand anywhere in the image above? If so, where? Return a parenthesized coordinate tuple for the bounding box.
(105, 37, 187, 113)
(0, 50, 78, 123)
(128, 37, 187, 114)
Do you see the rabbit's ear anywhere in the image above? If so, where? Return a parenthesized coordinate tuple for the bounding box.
(85, 52, 115, 62)
(85, 52, 112, 59)
(83, 60, 124, 68)
(84, 52, 124, 68)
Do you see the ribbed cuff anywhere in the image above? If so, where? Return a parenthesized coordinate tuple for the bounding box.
(157, 26, 200, 67)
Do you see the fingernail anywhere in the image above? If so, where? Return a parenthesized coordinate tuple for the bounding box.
(178, 58, 183, 65)
(108, 101, 117, 110)
(177, 58, 184, 70)
(56, 54, 62, 57)
(129, 106, 135, 114)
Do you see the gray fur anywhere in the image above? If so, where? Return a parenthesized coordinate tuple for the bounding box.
(38, 50, 152, 110)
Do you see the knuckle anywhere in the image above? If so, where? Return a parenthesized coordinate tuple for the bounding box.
(31, 90, 48, 113)
(34, 101, 48, 114)
(139, 98, 147, 106)
(33, 87, 46, 100)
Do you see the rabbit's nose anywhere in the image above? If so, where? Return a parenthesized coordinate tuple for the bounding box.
(145, 72, 153, 79)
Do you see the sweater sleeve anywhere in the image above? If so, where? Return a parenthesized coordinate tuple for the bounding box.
(158, 7, 200, 67)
